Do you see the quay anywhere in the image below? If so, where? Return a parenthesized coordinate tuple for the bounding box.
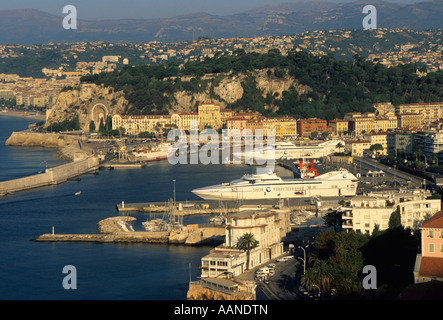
(34, 216, 225, 245)
(117, 198, 319, 215)
(0, 155, 100, 197)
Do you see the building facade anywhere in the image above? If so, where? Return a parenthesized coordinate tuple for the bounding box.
(414, 211, 443, 283)
(200, 206, 289, 278)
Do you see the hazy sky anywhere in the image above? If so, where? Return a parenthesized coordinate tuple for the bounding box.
(0, 0, 429, 20)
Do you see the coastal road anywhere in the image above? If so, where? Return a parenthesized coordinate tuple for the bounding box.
(258, 256, 305, 300)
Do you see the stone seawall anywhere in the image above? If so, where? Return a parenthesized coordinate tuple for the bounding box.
(0, 156, 99, 196)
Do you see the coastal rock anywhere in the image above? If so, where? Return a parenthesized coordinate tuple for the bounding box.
(5, 131, 75, 147)
(184, 230, 202, 245)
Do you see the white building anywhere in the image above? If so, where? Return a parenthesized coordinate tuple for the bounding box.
(340, 189, 441, 234)
(200, 206, 290, 278)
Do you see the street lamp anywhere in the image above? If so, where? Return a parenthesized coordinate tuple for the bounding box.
(172, 179, 176, 204)
(298, 246, 306, 275)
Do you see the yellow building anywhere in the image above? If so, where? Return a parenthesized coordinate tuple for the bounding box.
(198, 102, 222, 130)
(398, 112, 423, 128)
(363, 132, 389, 155)
(328, 119, 349, 136)
(344, 140, 371, 157)
(260, 117, 297, 138)
(398, 103, 443, 125)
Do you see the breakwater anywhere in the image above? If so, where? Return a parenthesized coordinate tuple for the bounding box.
(0, 155, 99, 196)
(34, 216, 225, 245)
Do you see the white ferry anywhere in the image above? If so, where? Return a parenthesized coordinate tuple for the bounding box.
(191, 169, 358, 200)
(234, 139, 343, 162)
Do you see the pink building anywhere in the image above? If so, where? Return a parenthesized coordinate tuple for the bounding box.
(414, 211, 443, 283)
(226, 117, 247, 134)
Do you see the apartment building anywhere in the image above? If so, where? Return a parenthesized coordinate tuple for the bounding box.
(398, 103, 443, 125)
(414, 211, 443, 283)
(344, 139, 371, 156)
(347, 112, 397, 135)
(363, 132, 389, 155)
(328, 119, 349, 136)
(262, 116, 297, 138)
(398, 112, 423, 128)
(341, 190, 441, 235)
(297, 118, 330, 137)
(200, 206, 289, 278)
(387, 132, 414, 156)
(198, 102, 222, 130)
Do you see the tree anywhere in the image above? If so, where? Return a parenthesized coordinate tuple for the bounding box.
(89, 120, 96, 132)
(336, 142, 345, 153)
(323, 210, 343, 231)
(370, 143, 384, 155)
(388, 206, 402, 229)
(236, 233, 259, 270)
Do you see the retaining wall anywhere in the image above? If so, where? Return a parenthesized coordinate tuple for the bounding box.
(0, 156, 99, 195)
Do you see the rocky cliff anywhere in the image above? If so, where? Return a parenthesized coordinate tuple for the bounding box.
(170, 69, 311, 113)
(45, 84, 130, 129)
(45, 70, 311, 125)
(5, 131, 76, 147)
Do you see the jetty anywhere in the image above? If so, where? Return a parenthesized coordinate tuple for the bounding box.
(0, 155, 100, 196)
(34, 216, 225, 246)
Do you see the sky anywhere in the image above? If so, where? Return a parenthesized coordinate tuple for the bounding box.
(0, 0, 429, 20)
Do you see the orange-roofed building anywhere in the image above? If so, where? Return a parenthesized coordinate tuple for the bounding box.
(414, 211, 443, 283)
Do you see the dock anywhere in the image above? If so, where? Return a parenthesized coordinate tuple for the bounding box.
(34, 216, 225, 245)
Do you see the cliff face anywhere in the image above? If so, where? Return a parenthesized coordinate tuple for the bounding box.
(46, 70, 311, 125)
(45, 84, 130, 129)
(170, 69, 311, 113)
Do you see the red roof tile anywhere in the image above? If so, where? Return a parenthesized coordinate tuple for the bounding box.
(419, 256, 443, 277)
(421, 211, 443, 229)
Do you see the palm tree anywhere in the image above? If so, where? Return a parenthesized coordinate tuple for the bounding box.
(236, 233, 259, 270)
(336, 142, 344, 153)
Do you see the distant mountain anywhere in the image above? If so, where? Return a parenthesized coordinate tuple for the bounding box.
(0, 0, 442, 44)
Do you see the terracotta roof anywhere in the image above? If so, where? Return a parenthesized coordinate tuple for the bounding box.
(399, 280, 443, 300)
(421, 211, 443, 229)
(418, 256, 443, 277)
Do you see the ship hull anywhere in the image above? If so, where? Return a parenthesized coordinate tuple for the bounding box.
(192, 179, 357, 201)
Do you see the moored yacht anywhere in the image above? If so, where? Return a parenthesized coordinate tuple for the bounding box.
(191, 168, 358, 200)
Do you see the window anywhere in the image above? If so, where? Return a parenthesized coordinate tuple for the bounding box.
(429, 243, 434, 253)
(429, 230, 434, 238)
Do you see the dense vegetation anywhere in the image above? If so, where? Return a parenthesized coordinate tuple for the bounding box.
(301, 222, 420, 299)
(81, 49, 443, 119)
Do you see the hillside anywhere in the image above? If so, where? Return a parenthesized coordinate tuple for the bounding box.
(79, 49, 443, 120)
(0, 0, 442, 44)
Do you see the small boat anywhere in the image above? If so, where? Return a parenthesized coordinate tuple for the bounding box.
(74, 191, 81, 196)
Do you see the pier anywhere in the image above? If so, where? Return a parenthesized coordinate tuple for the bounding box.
(34, 216, 226, 245)
(0, 156, 100, 196)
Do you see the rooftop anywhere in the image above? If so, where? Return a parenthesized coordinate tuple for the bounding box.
(421, 210, 443, 229)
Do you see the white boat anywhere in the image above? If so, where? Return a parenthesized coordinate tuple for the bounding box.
(233, 139, 343, 162)
(133, 143, 173, 162)
(74, 191, 81, 196)
(191, 169, 358, 200)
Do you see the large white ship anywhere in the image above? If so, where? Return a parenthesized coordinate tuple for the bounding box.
(191, 169, 358, 200)
(233, 139, 343, 162)
(133, 143, 172, 162)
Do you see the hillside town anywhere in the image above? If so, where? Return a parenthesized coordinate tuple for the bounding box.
(1, 28, 442, 114)
(1, 28, 443, 301)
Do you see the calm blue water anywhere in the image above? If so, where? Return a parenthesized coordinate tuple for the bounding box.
(0, 116, 294, 300)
